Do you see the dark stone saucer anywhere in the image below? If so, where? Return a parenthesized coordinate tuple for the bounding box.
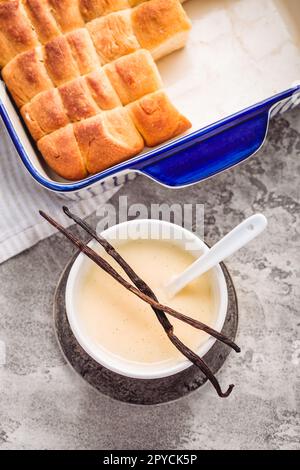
(54, 255, 238, 405)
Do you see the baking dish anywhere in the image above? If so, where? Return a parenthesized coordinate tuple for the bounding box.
(1, 0, 300, 193)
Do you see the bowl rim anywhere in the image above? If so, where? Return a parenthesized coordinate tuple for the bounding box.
(65, 219, 228, 379)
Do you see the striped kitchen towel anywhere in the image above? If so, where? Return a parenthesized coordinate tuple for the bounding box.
(0, 121, 133, 264)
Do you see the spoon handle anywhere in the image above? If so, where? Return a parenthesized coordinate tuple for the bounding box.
(166, 214, 268, 298)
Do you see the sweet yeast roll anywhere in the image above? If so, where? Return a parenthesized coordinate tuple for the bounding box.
(22, 0, 61, 44)
(47, 0, 84, 32)
(43, 35, 80, 87)
(79, 0, 130, 22)
(128, 90, 191, 147)
(87, 9, 140, 64)
(74, 108, 144, 174)
(131, 0, 191, 60)
(128, 1, 188, 5)
(38, 124, 88, 181)
(66, 28, 101, 75)
(129, 0, 189, 5)
(2, 48, 53, 107)
(0, 0, 40, 68)
(85, 69, 121, 110)
(21, 88, 69, 140)
(104, 49, 162, 105)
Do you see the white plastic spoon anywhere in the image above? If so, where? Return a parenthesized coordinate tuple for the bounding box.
(165, 214, 268, 298)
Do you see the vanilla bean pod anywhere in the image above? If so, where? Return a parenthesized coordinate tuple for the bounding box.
(40, 210, 235, 397)
(63, 208, 235, 398)
(63, 206, 240, 353)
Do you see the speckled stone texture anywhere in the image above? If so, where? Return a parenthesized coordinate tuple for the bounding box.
(0, 108, 299, 450)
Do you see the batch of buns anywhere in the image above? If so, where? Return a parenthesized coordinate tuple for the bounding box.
(0, 0, 192, 180)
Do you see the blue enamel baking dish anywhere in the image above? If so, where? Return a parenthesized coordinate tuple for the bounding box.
(1, 0, 300, 193)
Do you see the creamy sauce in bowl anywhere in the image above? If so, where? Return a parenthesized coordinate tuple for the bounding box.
(76, 239, 217, 365)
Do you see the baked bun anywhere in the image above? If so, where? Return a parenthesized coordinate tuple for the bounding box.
(74, 108, 144, 174)
(85, 69, 121, 110)
(47, 0, 84, 32)
(128, 90, 191, 147)
(79, 0, 130, 22)
(23, 0, 61, 44)
(129, 0, 188, 5)
(104, 49, 162, 105)
(0, 0, 39, 68)
(59, 77, 99, 122)
(87, 10, 140, 64)
(21, 88, 69, 140)
(128, 1, 145, 5)
(131, 0, 191, 60)
(44, 36, 80, 87)
(2, 48, 53, 107)
(66, 28, 101, 75)
(38, 124, 88, 180)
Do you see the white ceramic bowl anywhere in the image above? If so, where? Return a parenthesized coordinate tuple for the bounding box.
(65, 219, 228, 380)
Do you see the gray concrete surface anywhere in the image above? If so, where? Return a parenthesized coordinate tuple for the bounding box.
(0, 108, 299, 450)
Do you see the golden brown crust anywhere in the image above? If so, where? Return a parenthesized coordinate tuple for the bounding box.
(23, 0, 61, 44)
(131, 0, 191, 55)
(85, 69, 121, 110)
(128, 90, 191, 147)
(104, 49, 162, 105)
(0, 35, 13, 70)
(38, 124, 88, 180)
(48, 0, 84, 32)
(21, 88, 69, 140)
(2, 48, 53, 107)
(87, 10, 140, 64)
(79, 0, 129, 22)
(66, 28, 100, 75)
(74, 108, 144, 174)
(128, 0, 146, 6)
(0, 0, 39, 68)
(44, 36, 80, 86)
(59, 77, 99, 122)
